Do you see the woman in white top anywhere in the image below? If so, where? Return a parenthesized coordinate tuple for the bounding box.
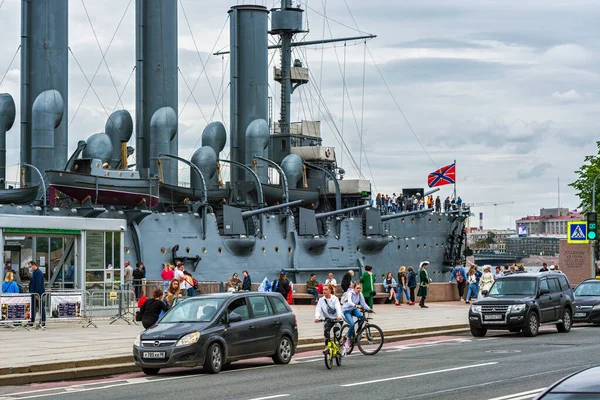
(314, 283, 343, 347)
(478, 266, 494, 299)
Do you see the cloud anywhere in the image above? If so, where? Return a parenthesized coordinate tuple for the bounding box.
(552, 89, 582, 102)
(543, 44, 591, 66)
(516, 163, 553, 179)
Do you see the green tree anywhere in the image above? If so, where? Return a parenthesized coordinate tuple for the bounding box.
(486, 232, 496, 245)
(569, 141, 600, 211)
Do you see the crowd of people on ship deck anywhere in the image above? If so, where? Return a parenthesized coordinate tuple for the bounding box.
(374, 193, 463, 215)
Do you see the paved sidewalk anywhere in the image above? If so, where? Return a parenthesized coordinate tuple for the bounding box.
(0, 301, 469, 371)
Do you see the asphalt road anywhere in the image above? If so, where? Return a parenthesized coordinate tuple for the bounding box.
(2, 325, 600, 400)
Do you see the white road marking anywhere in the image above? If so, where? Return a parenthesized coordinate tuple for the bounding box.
(385, 338, 471, 352)
(486, 388, 545, 400)
(247, 395, 290, 400)
(340, 361, 499, 387)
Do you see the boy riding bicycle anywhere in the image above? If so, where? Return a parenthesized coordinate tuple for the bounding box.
(314, 283, 343, 352)
(341, 283, 372, 351)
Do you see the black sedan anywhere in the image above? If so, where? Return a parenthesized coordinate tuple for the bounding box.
(534, 365, 600, 399)
(572, 279, 600, 324)
(133, 292, 298, 375)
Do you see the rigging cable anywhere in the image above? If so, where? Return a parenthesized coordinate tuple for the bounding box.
(68, 47, 110, 119)
(316, 0, 326, 120)
(359, 39, 366, 172)
(0, 45, 20, 87)
(81, 0, 126, 110)
(365, 44, 437, 168)
(297, 0, 371, 36)
(179, 0, 226, 122)
(340, 41, 346, 170)
(70, 0, 132, 127)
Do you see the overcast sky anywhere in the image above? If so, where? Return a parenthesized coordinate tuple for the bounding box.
(0, 0, 598, 229)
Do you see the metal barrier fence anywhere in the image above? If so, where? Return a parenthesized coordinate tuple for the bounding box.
(140, 280, 225, 297)
(40, 290, 87, 328)
(84, 288, 138, 328)
(0, 293, 40, 331)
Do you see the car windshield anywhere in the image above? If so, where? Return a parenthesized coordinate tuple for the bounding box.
(488, 278, 536, 296)
(574, 283, 600, 296)
(160, 298, 225, 323)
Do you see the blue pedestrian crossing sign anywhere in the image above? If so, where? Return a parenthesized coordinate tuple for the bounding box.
(568, 221, 589, 244)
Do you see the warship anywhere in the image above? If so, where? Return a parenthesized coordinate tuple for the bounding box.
(0, 0, 468, 288)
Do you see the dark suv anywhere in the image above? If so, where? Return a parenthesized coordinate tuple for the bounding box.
(468, 272, 574, 337)
(133, 292, 298, 375)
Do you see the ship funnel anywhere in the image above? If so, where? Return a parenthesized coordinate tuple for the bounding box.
(149, 107, 177, 183)
(31, 90, 64, 185)
(228, 5, 269, 188)
(191, 146, 217, 189)
(245, 119, 269, 183)
(281, 154, 303, 189)
(82, 133, 113, 164)
(105, 110, 133, 168)
(0, 94, 16, 187)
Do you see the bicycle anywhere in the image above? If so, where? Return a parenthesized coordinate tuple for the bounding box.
(319, 318, 344, 369)
(340, 309, 384, 355)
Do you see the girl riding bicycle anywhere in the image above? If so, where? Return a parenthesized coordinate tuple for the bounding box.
(314, 283, 343, 350)
(341, 283, 372, 351)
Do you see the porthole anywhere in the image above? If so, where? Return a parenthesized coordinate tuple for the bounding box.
(411, 218, 415, 223)
(401, 218, 405, 223)
(118, 172, 123, 177)
(105, 171, 110, 176)
(416, 244, 420, 249)
(441, 243, 444, 247)
(202, 247, 207, 254)
(218, 247, 223, 254)
(275, 246, 279, 253)
(424, 244, 427, 248)
(428, 218, 431, 223)
(186, 247, 190, 254)
(397, 245, 401, 250)
(438, 218, 442, 223)
(436, 243, 439, 248)
(356, 246, 360, 252)
(160, 247, 166, 254)
(341, 246, 345, 252)
(262, 247, 266, 253)
(288, 247, 292, 253)
(124, 247, 130, 254)
(405, 244, 409, 249)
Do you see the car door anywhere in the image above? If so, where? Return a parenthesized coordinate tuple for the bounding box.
(222, 297, 255, 358)
(248, 295, 277, 354)
(547, 277, 564, 319)
(537, 279, 555, 322)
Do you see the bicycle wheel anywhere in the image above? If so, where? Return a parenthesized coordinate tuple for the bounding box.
(339, 324, 355, 355)
(357, 324, 384, 355)
(324, 349, 333, 369)
(335, 352, 342, 366)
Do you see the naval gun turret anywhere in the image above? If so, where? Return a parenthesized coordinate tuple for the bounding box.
(222, 199, 304, 236)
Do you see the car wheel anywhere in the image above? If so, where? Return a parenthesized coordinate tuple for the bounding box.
(470, 327, 487, 337)
(557, 308, 572, 333)
(142, 367, 160, 376)
(523, 312, 539, 337)
(272, 336, 293, 364)
(204, 343, 223, 374)
(509, 328, 521, 333)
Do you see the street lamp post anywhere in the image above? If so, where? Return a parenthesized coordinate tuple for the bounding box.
(22, 163, 46, 215)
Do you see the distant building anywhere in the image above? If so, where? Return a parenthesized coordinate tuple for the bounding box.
(505, 236, 562, 257)
(515, 208, 582, 236)
(467, 229, 517, 253)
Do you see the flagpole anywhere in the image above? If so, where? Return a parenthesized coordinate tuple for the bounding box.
(453, 159, 457, 200)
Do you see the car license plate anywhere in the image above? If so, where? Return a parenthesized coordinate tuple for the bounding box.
(574, 312, 586, 318)
(142, 352, 165, 359)
(484, 314, 503, 320)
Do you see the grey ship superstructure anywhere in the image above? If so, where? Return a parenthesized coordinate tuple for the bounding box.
(0, 0, 468, 284)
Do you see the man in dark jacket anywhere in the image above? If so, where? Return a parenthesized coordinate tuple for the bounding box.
(132, 263, 145, 300)
(28, 261, 45, 328)
(341, 270, 354, 293)
(242, 270, 252, 291)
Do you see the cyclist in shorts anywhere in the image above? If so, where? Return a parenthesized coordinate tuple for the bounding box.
(314, 283, 343, 353)
(342, 283, 372, 351)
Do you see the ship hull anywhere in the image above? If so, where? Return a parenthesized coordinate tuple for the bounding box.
(46, 170, 160, 208)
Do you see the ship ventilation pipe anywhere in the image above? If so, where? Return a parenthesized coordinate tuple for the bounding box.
(0, 94, 16, 188)
(105, 110, 133, 169)
(245, 119, 270, 183)
(228, 5, 269, 185)
(201, 121, 226, 187)
(191, 147, 217, 190)
(149, 107, 177, 183)
(82, 133, 113, 165)
(31, 90, 64, 185)
(281, 154, 303, 189)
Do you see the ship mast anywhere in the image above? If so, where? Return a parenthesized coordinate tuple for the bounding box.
(276, 0, 297, 137)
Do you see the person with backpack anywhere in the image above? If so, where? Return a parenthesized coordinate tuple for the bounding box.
(406, 266, 417, 305)
(2, 271, 19, 293)
(449, 261, 468, 301)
